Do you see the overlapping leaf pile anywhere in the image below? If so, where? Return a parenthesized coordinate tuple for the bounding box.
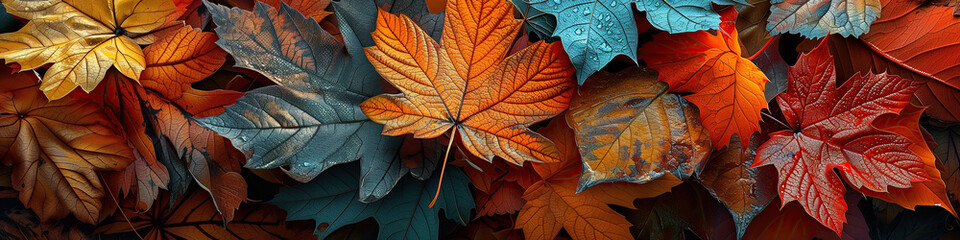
(1, 0, 959, 239)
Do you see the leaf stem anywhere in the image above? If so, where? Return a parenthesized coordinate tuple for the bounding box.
(429, 127, 457, 208)
(746, 37, 775, 61)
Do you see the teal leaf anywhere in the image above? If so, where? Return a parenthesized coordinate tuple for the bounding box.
(767, 0, 881, 38)
(529, 0, 746, 83)
(201, 1, 438, 202)
(333, 0, 444, 47)
(271, 163, 475, 240)
(511, 0, 559, 41)
(636, 0, 745, 34)
(529, 0, 637, 83)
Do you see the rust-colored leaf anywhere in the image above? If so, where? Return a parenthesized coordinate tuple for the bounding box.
(359, 0, 575, 164)
(858, 104, 956, 216)
(638, 7, 768, 150)
(0, 72, 133, 224)
(856, 0, 960, 122)
(516, 118, 682, 240)
(565, 67, 710, 191)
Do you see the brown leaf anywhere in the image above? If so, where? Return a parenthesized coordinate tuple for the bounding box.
(0, 72, 133, 224)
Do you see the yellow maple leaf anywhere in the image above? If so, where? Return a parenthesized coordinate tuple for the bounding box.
(0, 0, 175, 100)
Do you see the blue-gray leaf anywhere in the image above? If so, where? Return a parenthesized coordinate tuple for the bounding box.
(767, 0, 881, 38)
(271, 163, 474, 240)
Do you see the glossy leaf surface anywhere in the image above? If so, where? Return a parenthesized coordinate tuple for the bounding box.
(754, 40, 929, 235)
(566, 68, 710, 191)
(516, 118, 683, 240)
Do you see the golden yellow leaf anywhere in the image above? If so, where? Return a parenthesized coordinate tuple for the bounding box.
(0, 0, 175, 100)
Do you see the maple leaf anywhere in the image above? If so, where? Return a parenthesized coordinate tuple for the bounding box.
(565, 67, 711, 191)
(699, 134, 778, 238)
(199, 0, 441, 202)
(639, 7, 768, 150)
(270, 162, 475, 240)
(0, 0, 176, 100)
(95, 189, 315, 240)
(70, 26, 247, 220)
(516, 117, 682, 240)
(753, 39, 931, 235)
(528, 0, 748, 82)
(360, 0, 576, 165)
(0, 73, 133, 224)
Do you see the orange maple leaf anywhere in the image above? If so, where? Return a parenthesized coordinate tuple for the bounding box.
(359, 0, 575, 165)
(638, 7, 768, 149)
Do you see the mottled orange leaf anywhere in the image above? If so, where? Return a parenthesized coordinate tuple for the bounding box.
(638, 7, 768, 150)
(0, 73, 133, 224)
(96, 190, 315, 240)
(0, 0, 176, 100)
(516, 118, 682, 240)
(359, 0, 575, 164)
(566, 67, 710, 191)
(858, 104, 956, 216)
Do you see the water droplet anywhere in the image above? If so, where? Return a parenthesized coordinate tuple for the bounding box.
(610, 0, 618, 7)
(583, 8, 591, 15)
(552, 0, 561, 4)
(599, 42, 612, 52)
(575, 28, 583, 35)
(573, 8, 578, 13)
